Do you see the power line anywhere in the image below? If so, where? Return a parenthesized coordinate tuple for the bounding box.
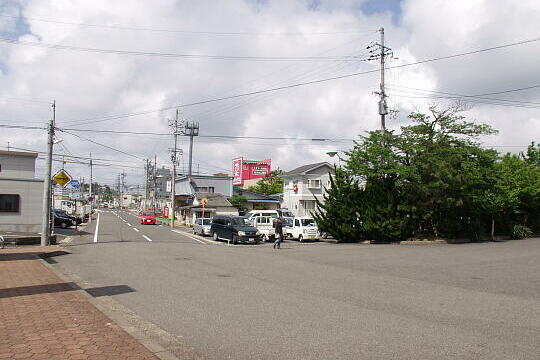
(55, 126, 354, 142)
(0, 124, 45, 130)
(58, 129, 146, 160)
(387, 83, 540, 105)
(0, 37, 372, 62)
(58, 36, 540, 125)
(0, 14, 376, 36)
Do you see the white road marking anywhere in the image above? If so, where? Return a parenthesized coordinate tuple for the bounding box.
(142, 235, 153, 242)
(122, 219, 126, 222)
(133, 228, 140, 232)
(127, 223, 132, 227)
(93, 212, 101, 243)
(171, 229, 219, 245)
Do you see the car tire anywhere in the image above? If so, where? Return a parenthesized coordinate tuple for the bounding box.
(298, 235, 304, 242)
(213, 232, 219, 241)
(60, 222, 68, 229)
(193, 229, 196, 234)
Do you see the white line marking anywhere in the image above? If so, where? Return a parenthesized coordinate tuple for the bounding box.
(127, 223, 132, 227)
(133, 228, 140, 232)
(93, 212, 101, 243)
(172, 229, 216, 245)
(122, 219, 126, 222)
(142, 235, 152, 242)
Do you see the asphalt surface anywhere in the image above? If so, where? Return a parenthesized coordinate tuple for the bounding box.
(56, 210, 540, 360)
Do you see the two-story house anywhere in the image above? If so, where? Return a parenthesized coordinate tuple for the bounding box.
(281, 162, 334, 217)
(175, 174, 238, 225)
(0, 150, 44, 232)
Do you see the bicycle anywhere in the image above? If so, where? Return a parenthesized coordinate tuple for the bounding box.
(0, 235, 5, 249)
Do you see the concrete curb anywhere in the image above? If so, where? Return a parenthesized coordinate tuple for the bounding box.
(38, 254, 201, 360)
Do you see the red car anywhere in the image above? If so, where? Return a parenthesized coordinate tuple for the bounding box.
(139, 211, 157, 225)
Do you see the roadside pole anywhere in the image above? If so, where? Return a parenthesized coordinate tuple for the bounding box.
(169, 109, 180, 228)
(89, 153, 93, 223)
(40, 100, 56, 247)
(183, 121, 199, 177)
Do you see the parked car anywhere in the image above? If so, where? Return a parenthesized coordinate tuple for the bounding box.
(276, 208, 294, 218)
(53, 209, 79, 229)
(246, 210, 279, 222)
(250, 215, 276, 242)
(193, 218, 212, 236)
(210, 216, 261, 245)
(284, 217, 319, 242)
(139, 211, 157, 225)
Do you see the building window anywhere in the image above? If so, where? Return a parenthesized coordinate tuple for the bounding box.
(0, 194, 20, 212)
(308, 179, 321, 189)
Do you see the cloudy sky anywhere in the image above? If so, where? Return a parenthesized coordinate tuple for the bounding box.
(1, 0, 539, 188)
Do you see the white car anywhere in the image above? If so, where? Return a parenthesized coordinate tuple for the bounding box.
(193, 218, 212, 236)
(250, 215, 276, 242)
(246, 210, 279, 222)
(284, 217, 319, 242)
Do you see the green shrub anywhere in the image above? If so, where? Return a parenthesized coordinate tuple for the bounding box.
(511, 225, 532, 240)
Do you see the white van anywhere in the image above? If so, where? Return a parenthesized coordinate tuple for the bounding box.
(251, 215, 276, 242)
(284, 217, 319, 242)
(246, 210, 279, 221)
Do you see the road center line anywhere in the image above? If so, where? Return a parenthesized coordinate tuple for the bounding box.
(127, 223, 132, 227)
(133, 228, 140, 232)
(93, 212, 100, 243)
(142, 235, 152, 242)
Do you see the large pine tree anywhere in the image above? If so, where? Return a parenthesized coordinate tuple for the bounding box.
(313, 167, 363, 243)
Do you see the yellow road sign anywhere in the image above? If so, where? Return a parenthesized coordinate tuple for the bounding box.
(53, 170, 72, 188)
(201, 198, 208, 206)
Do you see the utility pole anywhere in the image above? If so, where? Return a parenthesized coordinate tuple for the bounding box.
(144, 159, 149, 210)
(41, 100, 56, 247)
(379, 27, 387, 131)
(153, 155, 157, 213)
(368, 27, 393, 131)
(120, 171, 126, 209)
(89, 153, 93, 223)
(169, 109, 182, 228)
(183, 121, 199, 177)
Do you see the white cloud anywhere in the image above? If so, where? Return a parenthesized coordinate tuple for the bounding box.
(0, 0, 538, 186)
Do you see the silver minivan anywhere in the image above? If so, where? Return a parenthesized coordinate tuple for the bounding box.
(193, 218, 212, 236)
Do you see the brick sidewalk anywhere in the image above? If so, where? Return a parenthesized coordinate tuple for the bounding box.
(0, 247, 158, 360)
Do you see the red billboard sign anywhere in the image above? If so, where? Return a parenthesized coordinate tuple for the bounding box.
(232, 157, 271, 186)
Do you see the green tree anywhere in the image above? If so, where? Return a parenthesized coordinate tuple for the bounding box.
(312, 167, 363, 242)
(229, 195, 247, 215)
(248, 170, 284, 195)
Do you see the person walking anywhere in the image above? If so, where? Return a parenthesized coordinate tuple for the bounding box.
(273, 216, 284, 249)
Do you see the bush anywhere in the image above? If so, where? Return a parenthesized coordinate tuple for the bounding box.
(511, 225, 532, 240)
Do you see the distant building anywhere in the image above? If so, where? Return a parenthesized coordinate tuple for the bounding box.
(232, 157, 271, 188)
(0, 150, 44, 232)
(281, 162, 334, 217)
(174, 174, 235, 224)
(233, 187, 280, 213)
(179, 192, 238, 225)
(145, 165, 171, 211)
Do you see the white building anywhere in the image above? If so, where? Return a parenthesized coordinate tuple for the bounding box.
(174, 175, 237, 224)
(281, 162, 334, 217)
(0, 150, 44, 232)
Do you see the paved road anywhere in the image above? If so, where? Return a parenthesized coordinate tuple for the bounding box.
(56, 210, 540, 360)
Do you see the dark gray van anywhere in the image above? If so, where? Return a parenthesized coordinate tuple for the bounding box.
(210, 216, 261, 245)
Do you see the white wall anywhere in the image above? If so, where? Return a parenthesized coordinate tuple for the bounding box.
(0, 154, 37, 179)
(0, 178, 44, 232)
